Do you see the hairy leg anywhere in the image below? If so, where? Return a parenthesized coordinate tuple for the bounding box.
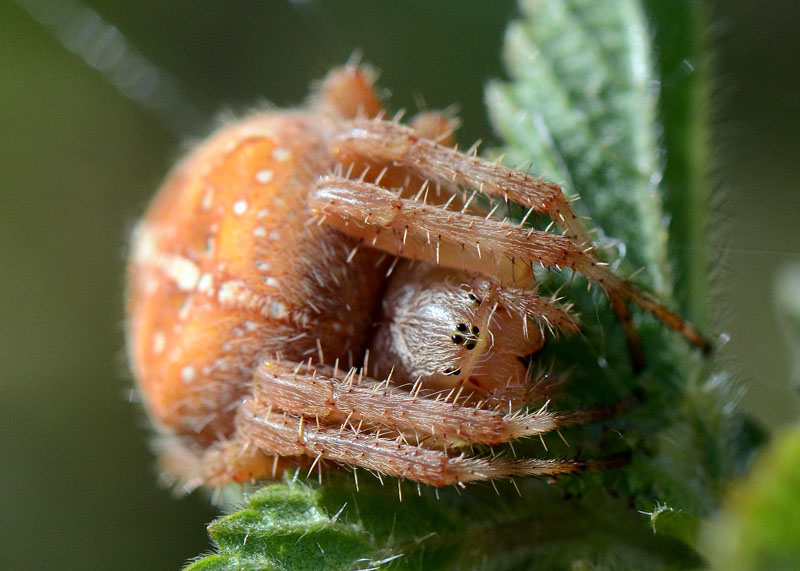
(329, 118, 713, 358)
(310, 177, 711, 354)
(251, 360, 604, 446)
(234, 394, 616, 487)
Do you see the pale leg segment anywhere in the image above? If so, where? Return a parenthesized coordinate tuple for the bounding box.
(251, 360, 597, 446)
(330, 119, 712, 358)
(234, 392, 607, 487)
(333, 119, 595, 250)
(192, 359, 629, 487)
(311, 178, 712, 354)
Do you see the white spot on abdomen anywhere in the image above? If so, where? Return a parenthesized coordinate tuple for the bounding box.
(153, 331, 166, 354)
(233, 200, 248, 215)
(273, 148, 292, 162)
(166, 256, 201, 291)
(255, 169, 274, 184)
(130, 223, 157, 266)
(197, 273, 214, 294)
(218, 280, 251, 307)
(133, 224, 201, 293)
(270, 301, 287, 318)
(181, 365, 196, 383)
(201, 186, 215, 211)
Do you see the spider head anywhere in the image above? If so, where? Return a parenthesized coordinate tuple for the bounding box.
(369, 264, 546, 395)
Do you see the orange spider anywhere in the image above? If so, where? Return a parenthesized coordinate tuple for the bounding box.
(126, 65, 710, 490)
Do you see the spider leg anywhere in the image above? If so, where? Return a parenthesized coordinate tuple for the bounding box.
(251, 360, 610, 447)
(330, 119, 713, 360)
(155, 433, 300, 490)
(490, 281, 580, 335)
(482, 372, 566, 410)
(333, 119, 593, 248)
(169, 359, 626, 488)
(234, 393, 618, 487)
(311, 65, 384, 120)
(310, 178, 712, 354)
(408, 111, 459, 147)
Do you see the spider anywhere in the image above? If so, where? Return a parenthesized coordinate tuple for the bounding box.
(126, 64, 710, 490)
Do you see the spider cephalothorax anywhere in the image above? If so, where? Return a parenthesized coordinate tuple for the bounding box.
(369, 263, 564, 395)
(127, 65, 709, 489)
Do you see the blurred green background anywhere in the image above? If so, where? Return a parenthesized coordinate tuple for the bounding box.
(1, 1, 798, 569)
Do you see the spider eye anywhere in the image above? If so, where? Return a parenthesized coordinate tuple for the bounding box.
(468, 293, 482, 306)
(442, 366, 462, 376)
(452, 322, 479, 347)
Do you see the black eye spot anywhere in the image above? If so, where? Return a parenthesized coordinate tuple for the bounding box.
(468, 293, 482, 306)
(465, 342, 476, 350)
(472, 326, 480, 335)
(443, 367, 462, 376)
(456, 323, 468, 332)
(451, 335, 464, 344)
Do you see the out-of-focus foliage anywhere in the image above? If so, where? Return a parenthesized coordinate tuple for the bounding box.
(774, 263, 800, 390)
(693, 264, 800, 569)
(702, 426, 800, 570)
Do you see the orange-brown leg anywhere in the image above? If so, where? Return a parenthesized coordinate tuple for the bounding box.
(311, 65, 384, 120)
(250, 360, 600, 446)
(237, 400, 594, 486)
(328, 119, 715, 360)
(181, 358, 626, 487)
(233, 392, 612, 488)
(309, 177, 711, 354)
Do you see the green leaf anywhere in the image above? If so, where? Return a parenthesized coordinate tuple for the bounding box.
(643, 0, 714, 326)
(187, 2, 760, 569)
(487, 0, 668, 289)
(184, 484, 379, 571)
(701, 425, 800, 570)
(483, 0, 763, 558)
(186, 472, 706, 570)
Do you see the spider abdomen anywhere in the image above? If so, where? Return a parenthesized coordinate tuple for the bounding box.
(127, 112, 383, 444)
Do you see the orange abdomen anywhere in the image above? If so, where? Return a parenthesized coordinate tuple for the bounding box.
(126, 112, 383, 444)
